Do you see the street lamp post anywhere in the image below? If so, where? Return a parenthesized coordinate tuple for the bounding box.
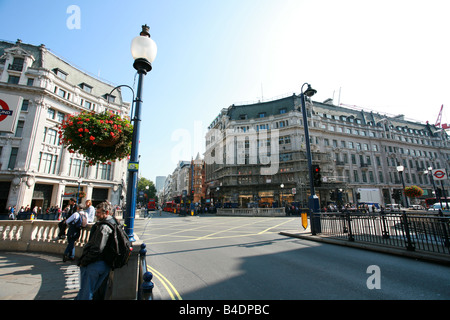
(396, 165, 409, 208)
(299, 83, 321, 234)
(125, 25, 157, 241)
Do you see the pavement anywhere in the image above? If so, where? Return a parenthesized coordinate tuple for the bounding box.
(1, 216, 449, 300)
(0, 251, 80, 300)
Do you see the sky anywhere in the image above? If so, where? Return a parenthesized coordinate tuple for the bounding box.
(1, 0, 450, 183)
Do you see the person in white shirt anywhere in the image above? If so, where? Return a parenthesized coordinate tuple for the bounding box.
(85, 199, 95, 223)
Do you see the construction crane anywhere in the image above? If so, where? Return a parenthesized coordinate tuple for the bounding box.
(434, 105, 449, 129)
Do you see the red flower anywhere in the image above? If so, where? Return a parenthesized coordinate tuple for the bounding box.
(78, 128, 84, 132)
(110, 132, 115, 137)
(89, 136, 95, 141)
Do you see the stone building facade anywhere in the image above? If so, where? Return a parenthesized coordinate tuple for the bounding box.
(205, 93, 450, 208)
(0, 40, 130, 213)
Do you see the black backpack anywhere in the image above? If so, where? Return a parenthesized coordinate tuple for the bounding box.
(100, 218, 133, 270)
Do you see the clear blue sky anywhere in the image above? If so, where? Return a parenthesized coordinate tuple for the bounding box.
(1, 0, 449, 183)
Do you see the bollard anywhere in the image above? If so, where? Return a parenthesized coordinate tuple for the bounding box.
(138, 243, 154, 300)
(142, 271, 154, 300)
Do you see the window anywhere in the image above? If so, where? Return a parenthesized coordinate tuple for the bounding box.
(38, 152, 58, 174)
(27, 78, 34, 86)
(378, 171, 384, 183)
(69, 158, 86, 177)
(105, 94, 116, 103)
(353, 170, 359, 182)
(279, 108, 287, 114)
(54, 68, 68, 80)
(21, 99, 29, 111)
(277, 120, 288, 128)
(57, 111, 65, 122)
(239, 114, 247, 120)
(8, 147, 19, 169)
(47, 108, 55, 119)
(96, 163, 111, 180)
(8, 75, 20, 84)
(258, 112, 266, 118)
(43, 128, 59, 145)
(9, 57, 24, 71)
(368, 171, 374, 183)
(80, 83, 93, 93)
(15, 120, 24, 137)
(57, 88, 66, 98)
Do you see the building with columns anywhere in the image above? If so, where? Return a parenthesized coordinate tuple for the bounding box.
(205, 93, 450, 209)
(0, 40, 130, 213)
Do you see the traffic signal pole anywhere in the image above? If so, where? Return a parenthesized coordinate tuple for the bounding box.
(300, 87, 321, 234)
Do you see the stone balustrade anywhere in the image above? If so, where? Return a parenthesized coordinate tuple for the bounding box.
(0, 219, 143, 300)
(217, 207, 286, 217)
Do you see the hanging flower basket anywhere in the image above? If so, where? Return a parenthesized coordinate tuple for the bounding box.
(404, 185, 424, 198)
(58, 110, 133, 166)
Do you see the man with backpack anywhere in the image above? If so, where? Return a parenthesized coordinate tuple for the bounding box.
(63, 204, 81, 262)
(76, 201, 131, 300)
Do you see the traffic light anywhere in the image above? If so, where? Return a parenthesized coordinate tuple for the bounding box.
(312, 165, 321, 187)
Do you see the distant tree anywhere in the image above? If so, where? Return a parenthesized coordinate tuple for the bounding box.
(137, 177, 157, 202)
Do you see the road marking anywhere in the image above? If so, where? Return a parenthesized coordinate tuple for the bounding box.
(258, 218, 296, 234)
(196, 217, 274, 240)
(147, 265, 182, 300)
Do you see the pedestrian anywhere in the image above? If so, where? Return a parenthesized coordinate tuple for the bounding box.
(63, 204, 81, 262)
(76, 201, 116, 300)
(54, 198, 77, 240)
(85, 199, 95, 223)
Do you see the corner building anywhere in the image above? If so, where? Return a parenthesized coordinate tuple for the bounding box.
(0, 40, 130, 212)
(205, 93, 450, 208)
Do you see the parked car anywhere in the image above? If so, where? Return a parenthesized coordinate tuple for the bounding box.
(409, 204, 425, 210)
(427, 203, 450, 212)
(385, 204, 402, 212)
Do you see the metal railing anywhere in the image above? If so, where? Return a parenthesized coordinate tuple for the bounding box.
(314, 211, 450, 255)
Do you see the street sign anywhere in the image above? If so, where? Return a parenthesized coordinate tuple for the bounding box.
(128, 162, 139, 171)
(301, 212, 308, 230)
(432, 168, 448, 181)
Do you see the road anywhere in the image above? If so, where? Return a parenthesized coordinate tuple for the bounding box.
(134, 212, 450, 300)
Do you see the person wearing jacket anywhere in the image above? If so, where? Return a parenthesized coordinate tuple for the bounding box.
(76, 201, 116, 300)
(63, 204, 81, 262)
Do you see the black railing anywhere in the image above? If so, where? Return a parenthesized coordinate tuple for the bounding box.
(314, 211, 450, 255)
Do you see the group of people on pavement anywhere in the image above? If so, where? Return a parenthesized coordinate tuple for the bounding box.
(55, 198, 120, 300)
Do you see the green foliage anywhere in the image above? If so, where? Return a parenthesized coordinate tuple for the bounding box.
(138, 177, 157, 200)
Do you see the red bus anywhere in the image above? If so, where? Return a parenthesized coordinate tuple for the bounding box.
(148, 199, 156, 210)
(164, 201, 176, 213)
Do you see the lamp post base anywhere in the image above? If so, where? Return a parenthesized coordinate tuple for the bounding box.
(308, 195, 321, 235)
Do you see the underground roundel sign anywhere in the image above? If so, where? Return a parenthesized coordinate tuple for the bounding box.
(432, 169, 448, 181)
(0, 99, 13, 122)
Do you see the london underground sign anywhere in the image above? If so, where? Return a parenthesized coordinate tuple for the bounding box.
(432, 169, 448, 181)
(0, 99, 13, 122)
(0, 93, 20, 133)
